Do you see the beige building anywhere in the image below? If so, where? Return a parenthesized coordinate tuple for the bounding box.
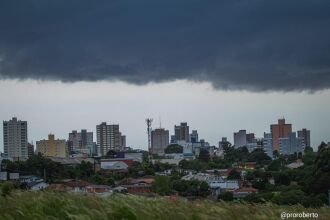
(36, 134, 67, 158)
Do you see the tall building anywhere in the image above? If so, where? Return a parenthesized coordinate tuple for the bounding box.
(233, 130, 247, 148)
(3, 117, 28, 159)
(297, 128, 311, 148)
(27, 143, 34, 158)
(36, 134, 67, 158)
(151, 128, 169, 155)
(68, 130, 93, 155)
(174, 122, 189, 142)
(190, 130, 199, 143)
(219, 137, 231, 150)
(279, 132, 305, 156)
(263, 133, 273, 159)
(96, 123, 124, 156)
(270, 118, 292, 152)
(120, 135, 126, 149)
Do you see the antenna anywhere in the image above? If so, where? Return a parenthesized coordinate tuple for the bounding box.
(159, 116, 162, 129)
(146, 118, 153, 155)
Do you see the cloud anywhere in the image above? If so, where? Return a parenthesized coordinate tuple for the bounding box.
(0, 0, 330, 91)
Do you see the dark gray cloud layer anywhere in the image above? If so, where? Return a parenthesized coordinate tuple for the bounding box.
(1, 0, 330, 91)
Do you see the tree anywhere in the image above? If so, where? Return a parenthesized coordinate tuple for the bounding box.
(227, 169, 241, 180)
(164, 144, 183, 154)
(151, 176, 172, 196)
(307, 142, 330, 194)
(198, 149, 210, 162)
(218, 191, 233, 201)
(248, 148, 272, 165)
(274, 172, 290, 186)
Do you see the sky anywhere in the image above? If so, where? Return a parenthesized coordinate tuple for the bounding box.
(1, 1, 330, 151)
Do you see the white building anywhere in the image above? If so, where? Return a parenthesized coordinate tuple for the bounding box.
(279, 132, 305, 155)
(233, 130, 247, 148)
(68, 130, 93, 156)
(151, 128, 169, 155)
(96, 123, 125, 156)
(3, 117, 28, 159)
(263, 133, 273, 159)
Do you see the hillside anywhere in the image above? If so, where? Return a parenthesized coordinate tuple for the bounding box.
(0, 192, 329, 220)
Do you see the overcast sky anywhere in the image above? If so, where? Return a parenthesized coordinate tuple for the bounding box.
(1, 1, 330, 151)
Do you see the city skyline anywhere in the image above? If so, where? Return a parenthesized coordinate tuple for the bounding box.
(1, 80, 329, 152)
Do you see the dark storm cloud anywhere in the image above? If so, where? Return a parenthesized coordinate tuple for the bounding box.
(0, 0, 330, 91)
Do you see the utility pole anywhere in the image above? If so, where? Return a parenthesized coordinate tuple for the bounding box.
(146, 118, 153, 158)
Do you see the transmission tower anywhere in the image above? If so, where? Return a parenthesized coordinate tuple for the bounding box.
(146, 118, 153, 155)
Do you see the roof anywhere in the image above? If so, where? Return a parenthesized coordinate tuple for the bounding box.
(86, 185, 111, 189)
(234, 187, 258, 193)
(286, 162, 304, 169)
(64, 180, 90, 188)
(49, 157, 94, 165)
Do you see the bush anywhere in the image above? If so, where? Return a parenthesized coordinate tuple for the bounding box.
(1, 181, 15, 197)
(218, 192, 233, 201)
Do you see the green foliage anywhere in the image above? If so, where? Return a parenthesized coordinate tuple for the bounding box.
(151, 176, 172, 196)
(247, 149, 272, 165)
(227, 169, 241, 180)
(0, 192, 329, 220)
(307, 143, 330, 194)
(1, 181, 15, 197)
(164, 144, 183, 154)
(198, 149, 210, 162)
(218, 192, 233, 201)
(172, 179, 210, 197)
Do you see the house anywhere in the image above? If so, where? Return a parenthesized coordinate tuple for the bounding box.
(63, 179, 90, 192)
(233, 187, 258, 199)
(28, 180, 49, 191)
(286, 162, 304, 169)
(100, 161, 129, 172)
(20, 175, 41, 184)
(209, 180, 240, 198)
(118, 177, 153, 195)
(85, 185, 111, 194)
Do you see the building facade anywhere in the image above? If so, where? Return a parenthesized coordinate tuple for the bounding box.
(96, 123, 125, 156)
(233, 130, 247, 148)
(36, 134, 67, 158)
(28, 143, 34, 158)
(68, 130, 93, 155)
(279, 132, 305, 156)
(151, 128, 169, 155)
(174, 122, 189, 142)
(3, 117, 28, 159)
(270, 118, 292, 152)
(263, 133, 273, 159)
(190, 130, 199, 143)
(297, 128, 310, 148)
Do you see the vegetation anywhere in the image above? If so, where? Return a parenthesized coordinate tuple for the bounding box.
(0, 192, 329, 220)
(164, 144, 183, 154)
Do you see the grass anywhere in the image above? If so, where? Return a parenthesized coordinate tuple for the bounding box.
(0, 191, 329, 220)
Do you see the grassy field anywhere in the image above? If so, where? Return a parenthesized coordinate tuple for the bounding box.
(0, 192, 329, 220)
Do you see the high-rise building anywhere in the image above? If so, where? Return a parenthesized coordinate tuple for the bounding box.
(68, 130, 93, 155)
(151, 128, 169, 155)
(279, 132, 305, 155)
(219, 137, 231, 150)
(36, 134, 67, 158)
(27, 143, 34, 158)
(270, 118, 292, 152)
(233, 130, 247, 148)
(96, 123, 124, 156)
(190, 130, 199, 143)
(297, 128, 311, 148)
(174, 122, 189, 142)
(120, 135, 126, 149)
(3, 117, 28, 159)
(263, 133, 273, 159)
